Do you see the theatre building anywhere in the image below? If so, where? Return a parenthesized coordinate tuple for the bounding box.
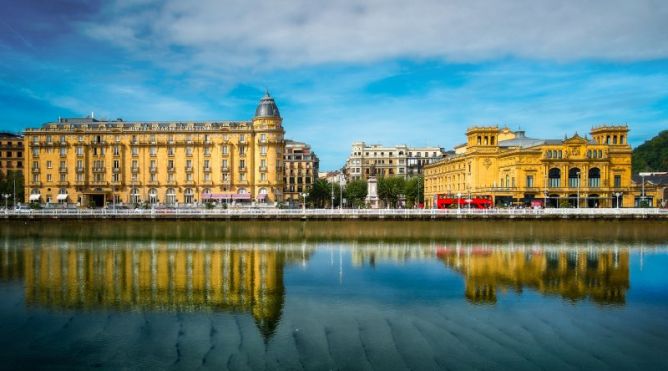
(23, 93, 285, 207)
(424, 125, 633, 208)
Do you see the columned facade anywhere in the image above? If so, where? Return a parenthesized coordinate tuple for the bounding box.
(22, 93, 285, 207)
(424, 125, 633, 208)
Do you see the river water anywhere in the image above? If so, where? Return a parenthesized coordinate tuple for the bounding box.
(1, 220, 667, 370)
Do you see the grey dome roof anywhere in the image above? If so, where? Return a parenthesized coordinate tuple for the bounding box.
(254, 91, 281, 118)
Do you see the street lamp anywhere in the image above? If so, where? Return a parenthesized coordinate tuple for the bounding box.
(2, 194, 10, 210)
(331, 181, 334, 210)
(457, 192, 461, 212)
(575, 171, 581, 208)
(339, 174, 344, 210)
(301, 192, 309, 213)
(614, 192, 622, 208)
(641, 174, 646, 207)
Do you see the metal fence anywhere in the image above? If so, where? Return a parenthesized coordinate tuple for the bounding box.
(2, 207, 667, 217)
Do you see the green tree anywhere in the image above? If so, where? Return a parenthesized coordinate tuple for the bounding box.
(633, 130, 668, 173)
(404, 176, 424, 207)
(0, 170, 24, 207)
(378, 176, 406, 208)
(307, 178, 330, 208)
(344, 179, 367, 208)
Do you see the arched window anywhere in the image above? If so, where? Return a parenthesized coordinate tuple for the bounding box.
(148, 188, 158, 204)
(238, 188, 247, 194)
(130, 188, 140, 204)
(166, 188, 176, 205)
(588, 168, 601, 188)
(259, 187, 268, 194)
(184, 188, 194, 204)
(548, 168, 561, 188)
(568, 168, 581, 188)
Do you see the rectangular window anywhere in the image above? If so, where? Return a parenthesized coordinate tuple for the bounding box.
(168, 147, 175, 156)
(47, 174, 52, 182)
(60, 147, 66, 156)
(77, 146, 83, 156)
(526, 175, 534, 188)
(614, 175, 622, 188)
(132, 160, 138, 169)
(113, 160, 120, 169)
(240, 173, 246, 181)
(239, 145, 245, 155)
(204, 146, 211, 156)
(222, 145, 229, 155)
(260, 145, 267, 155)
(131, 147, 138, 156)
(150, 146, 157, 156)
(46, 160, 52, 169)
(260, 159, 267, 169)
(239, 159, 245, 169)
(76, 173, 83, 182)
(260, 173, 267, 181)
(113, 146, 120, 156)
(186, 146, 193, 156)
(204, 159, 210, 169)
(32, 148, 39, 157)
(222, 159, 228, 169)
(59, 173, 66, 182)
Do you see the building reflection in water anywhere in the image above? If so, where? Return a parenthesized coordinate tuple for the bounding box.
(1, 240, 633, 337)
(349, 242, 631, 305)
(436, 246, 629, 305)
(0, 241, 312, 341)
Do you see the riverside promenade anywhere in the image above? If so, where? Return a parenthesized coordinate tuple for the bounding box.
(3, 207, 667, 220)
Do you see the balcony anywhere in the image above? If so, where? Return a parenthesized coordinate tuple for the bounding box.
(31, 181, 42, 187)
(149, 167, 158, 173)
(57, 181, 69, 186)
(90, 180, 108, 187)
(92, 167, 105, 173)
(131, 167, 139, 173)
(112, 167, 121, 173)
(167, 167, 176, 173)
(148, 180, 159, 186)
(260, 166, 268, 172)
(32, 167, 40, 173)
(238, 166, 247, 172)
(185, 166, 193, 172)
(203, 167, 211, 172)
(221, 180, 231, 186)
(183, 179, 195, 186)
(221, 166, 229, 172)
(76, 167, 85, 173)
(165, 179, 177, 186)
(59, 166, 68, 173)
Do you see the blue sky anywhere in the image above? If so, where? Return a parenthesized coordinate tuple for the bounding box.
(1, 0, 667, 170)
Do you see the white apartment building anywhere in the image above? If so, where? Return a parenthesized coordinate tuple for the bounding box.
(344, 142, 448, 181)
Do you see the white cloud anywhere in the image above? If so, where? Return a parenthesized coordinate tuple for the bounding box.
(82, 0, 668, 73)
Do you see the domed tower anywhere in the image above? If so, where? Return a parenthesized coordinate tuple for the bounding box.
(252, 91, 285, 203)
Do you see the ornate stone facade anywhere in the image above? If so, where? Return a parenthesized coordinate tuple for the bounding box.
(424, 125, 633, 207)
(22, 93, 285, 206)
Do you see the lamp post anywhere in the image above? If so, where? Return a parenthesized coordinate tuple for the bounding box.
(457, 192, 461, 212)
(2, 194, 10, 210)
(576, 171, 581, 208)
(614, 192, 622, 208)
(331, 180, 334, 210)
(339, 174, 343, 210)
(301, 192, 309, 213)
(641, 174, 646, 207)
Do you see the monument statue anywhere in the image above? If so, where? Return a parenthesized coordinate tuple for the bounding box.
(365, 164, 379, 209)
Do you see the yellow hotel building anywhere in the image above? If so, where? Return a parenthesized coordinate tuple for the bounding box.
(23, 93, 285, 206)
(424, 125, 633, 208)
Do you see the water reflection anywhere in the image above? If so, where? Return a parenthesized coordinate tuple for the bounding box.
(1, 242, 314, 340)
(436, 247, 629, 304)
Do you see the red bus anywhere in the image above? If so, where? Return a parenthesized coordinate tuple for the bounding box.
(435, 194, 492, 209)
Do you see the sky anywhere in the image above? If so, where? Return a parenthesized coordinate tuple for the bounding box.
(1, 0, 667, 170)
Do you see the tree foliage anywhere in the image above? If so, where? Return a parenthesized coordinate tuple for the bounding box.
(633, 130, 668, 173)
(378, 176, 406, 207)
(0, 170, 24, 207)
(344, 179, 367, 207)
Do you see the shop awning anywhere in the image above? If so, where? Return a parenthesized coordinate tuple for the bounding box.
(232, 194, 251, 200)
(256, 194, 268, 200)
(202, 193, 233, 200)
(57, 194, 68, 200)
(29, 194, 40, 201)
